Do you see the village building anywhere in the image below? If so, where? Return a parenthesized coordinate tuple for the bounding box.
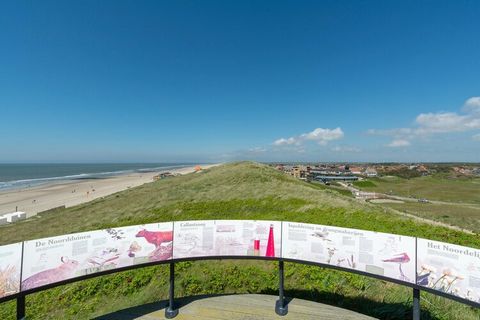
(365, 167, 378, 177)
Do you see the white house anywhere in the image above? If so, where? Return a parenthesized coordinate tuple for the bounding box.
(0, 211, 27, 224)
(365, 167, 378, 177)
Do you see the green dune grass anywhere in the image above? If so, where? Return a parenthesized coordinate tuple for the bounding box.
(357, 175, 480, 204)
(0, 162, 479, 319)
(353, 174, 480, 232)
(382, 201, 480, 233)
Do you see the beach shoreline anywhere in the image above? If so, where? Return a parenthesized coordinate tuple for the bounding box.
(0, 164, 219, 217)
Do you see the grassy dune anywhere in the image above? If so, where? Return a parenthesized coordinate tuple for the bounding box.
(359, 175, 480, 204)
(353, 174, 480, 232)
(0, 162, 479, 319)
(383, 202, 480, 233)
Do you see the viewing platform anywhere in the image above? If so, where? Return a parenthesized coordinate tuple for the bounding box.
(96, 294, 376, 320)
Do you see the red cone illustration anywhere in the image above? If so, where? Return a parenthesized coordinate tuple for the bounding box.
(265, 224, 275, 257)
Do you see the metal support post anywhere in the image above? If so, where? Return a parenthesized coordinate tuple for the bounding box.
(275, 260, 288, 316)
(165, 263, 179, 318)
(413, 288, 420, 320)
(17, 295, 25, 320)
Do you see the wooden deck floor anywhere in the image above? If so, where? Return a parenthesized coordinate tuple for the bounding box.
(96, 294, 377, 320)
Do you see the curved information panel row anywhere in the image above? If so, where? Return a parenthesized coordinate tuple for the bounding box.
(1, 220, 479, 307)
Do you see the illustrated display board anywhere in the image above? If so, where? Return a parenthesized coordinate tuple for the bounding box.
(213, 220, 281, 257)
(173, 220, 281, 258)
(21, 222, 173, 290)
(173, 220, 216, 258)
(282, 222, 416, 283)
(417, 238, 480, 303)
(0, 242, 22, 299)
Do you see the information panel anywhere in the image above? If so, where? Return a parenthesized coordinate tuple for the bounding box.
(173, 220, 281, 258)
(0, 242, 22, 299)
(417, 238, 480, 303)
(21, 222, 173, 290)
(173, 220, 216, 258)
(282, 222, 416, 283)
(213, 220, 281, 257)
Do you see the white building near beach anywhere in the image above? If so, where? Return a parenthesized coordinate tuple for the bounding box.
(0, 211, 27, 224)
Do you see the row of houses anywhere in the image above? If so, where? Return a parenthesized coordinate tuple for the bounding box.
(276, 163, 480, 180)
(275, 164, 378, 181)
(453, 166, 480, 177)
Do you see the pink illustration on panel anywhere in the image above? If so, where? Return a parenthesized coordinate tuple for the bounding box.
(22, 257, 79, 290)
(135, 229, 173, 261)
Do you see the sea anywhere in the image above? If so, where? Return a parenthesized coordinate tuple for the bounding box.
(0, 163, 192, 192)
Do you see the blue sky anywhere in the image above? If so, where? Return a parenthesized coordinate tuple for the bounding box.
(0, 0, 479, 163)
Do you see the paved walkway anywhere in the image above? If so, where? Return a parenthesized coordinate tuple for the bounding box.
(96, 294, 376, 320)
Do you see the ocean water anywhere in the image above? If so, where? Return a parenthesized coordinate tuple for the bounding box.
(0, 163, 191, 191)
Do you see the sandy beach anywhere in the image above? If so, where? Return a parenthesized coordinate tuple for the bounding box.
(0, 164, 219, 217)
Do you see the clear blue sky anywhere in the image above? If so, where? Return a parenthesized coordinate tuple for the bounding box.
(1, 0, 479, 163)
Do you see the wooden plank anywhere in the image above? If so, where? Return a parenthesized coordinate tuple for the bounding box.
(96, 294, 377, 320)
